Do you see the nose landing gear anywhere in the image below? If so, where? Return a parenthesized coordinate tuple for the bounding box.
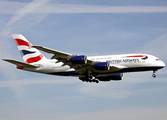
(152, 70, 157, 78)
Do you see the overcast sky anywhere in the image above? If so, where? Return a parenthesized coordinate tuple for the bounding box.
(0, 0, 167, 120)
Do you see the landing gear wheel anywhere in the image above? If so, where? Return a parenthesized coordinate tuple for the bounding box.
(79, 76, 99, 83)
(95, 80, 99, 83)
(152, 74, 156, 78)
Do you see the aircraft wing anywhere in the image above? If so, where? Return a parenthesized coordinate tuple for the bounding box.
(33, 46, 126, 75)
(2, 59, 38, 68)
(33, 46, 73, 58)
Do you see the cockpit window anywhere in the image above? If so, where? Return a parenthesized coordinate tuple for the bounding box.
(156, 59, 160, 61)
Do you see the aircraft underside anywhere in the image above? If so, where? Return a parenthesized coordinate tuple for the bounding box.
(47, 66, 163, 83)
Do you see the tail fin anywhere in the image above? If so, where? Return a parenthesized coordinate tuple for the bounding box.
(12, 34, 47, 64)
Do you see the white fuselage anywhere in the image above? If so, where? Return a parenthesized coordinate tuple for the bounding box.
(23, 53, 165, 77)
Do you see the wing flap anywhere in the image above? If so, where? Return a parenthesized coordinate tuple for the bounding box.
(110, 64, 127, 71)
(2, 59, 38, 68)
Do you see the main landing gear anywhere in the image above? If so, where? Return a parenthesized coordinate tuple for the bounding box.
(152, 70, 157, 78)
(79, 76, 99, 83)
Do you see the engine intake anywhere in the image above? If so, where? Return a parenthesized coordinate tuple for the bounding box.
(94, 62, 110, 70)
(71, 55, 87, 64)
(97, 73, 123, 81)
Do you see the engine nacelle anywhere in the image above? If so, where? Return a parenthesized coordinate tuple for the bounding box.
(94, 62, 110, 70)
(97, 73, 123, 81)
(71, 55, 87, 64)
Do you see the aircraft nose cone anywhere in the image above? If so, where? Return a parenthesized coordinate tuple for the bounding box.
(159, 60, 165, 68)
(161, 61, 165, 67)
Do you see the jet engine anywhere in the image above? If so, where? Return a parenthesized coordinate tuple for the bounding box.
(71, 55, 87, 64)
(97, 73, 123, 81)
(94, 62, 110, 70)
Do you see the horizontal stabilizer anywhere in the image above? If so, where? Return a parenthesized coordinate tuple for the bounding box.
(2, 59, 38, 68)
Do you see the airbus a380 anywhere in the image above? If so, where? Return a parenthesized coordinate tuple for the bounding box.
(3, 34, 165, 83)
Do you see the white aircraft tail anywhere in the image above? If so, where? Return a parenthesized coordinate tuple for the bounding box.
(12, 34, 47, 64)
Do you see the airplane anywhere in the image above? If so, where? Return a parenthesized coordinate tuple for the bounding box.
(2, 34, 165, 83)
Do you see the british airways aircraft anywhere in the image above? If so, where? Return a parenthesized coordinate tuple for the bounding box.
(3, 34, 165, 83)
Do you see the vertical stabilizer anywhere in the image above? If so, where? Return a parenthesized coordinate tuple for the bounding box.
(12, 34, 47, 64)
